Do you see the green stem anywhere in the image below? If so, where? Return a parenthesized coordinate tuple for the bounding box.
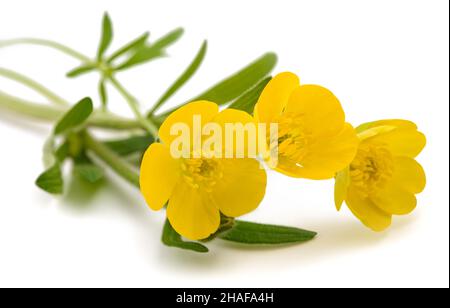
(0, 67, 68, 106)
(83, 131, 140, 187)
(0, 38, 91, 62)
(108, 75, 159, 137)
(0, 91, 142, 130)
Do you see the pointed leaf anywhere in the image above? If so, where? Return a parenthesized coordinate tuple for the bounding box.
(150, 40, 207, 114)
(104, 134, 154, 156)
(54, 97, 93, 135)
(162, 219, 209, 253)
(35, 164, 63, 194)
(190, 52, 277, 105)
(229, 77, 271, 114)
(97, 12, 113, 60)
(107, 32, 149, 63)
(66, 64, 96, 78)
(218, 220, 317, 245)
(99, 79, 107, 109)
(115, 28, 184, 71)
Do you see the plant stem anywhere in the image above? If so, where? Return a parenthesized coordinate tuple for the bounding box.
(0, 67, 68, 106)
(83, 131, 140, 187)
(108, 75, 159, 138)
(0, 91, 142, 130)
(0, 38, 91, 63)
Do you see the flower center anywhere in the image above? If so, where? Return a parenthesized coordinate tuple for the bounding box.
(271, 112, 310, 164)
(350, 144, 394, 195)
(181, 157, 223, 191)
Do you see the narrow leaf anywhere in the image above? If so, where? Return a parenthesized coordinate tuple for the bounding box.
(218, 220, 317, 245)
(151, 27, 184, 50)
(66, 64, 96, 78)
(54, 97, 93, 135)
(97, 12, 113, 60)
(150, 40, 207, 114)
(190, 52, 277, 105)
(35, 164, 63, 194)
(104, 134, 154, 156)
(115, 28, 184, 71)
(229, 76, 271, 114)
(115, 46, 164, 71)
(99, 79, 107, 109)
(162, 219, 209, 253)
(107, 32, 149, 63)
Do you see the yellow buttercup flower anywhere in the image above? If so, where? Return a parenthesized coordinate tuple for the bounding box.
(140, 101, 267, 240)
(335, 120, 426, 231)
(254, 72, 359, 180)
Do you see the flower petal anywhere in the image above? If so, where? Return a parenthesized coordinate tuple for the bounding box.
(346, 187, 392, 232)
(372, 183, 417, 215)
(140, 143, 181, 211)
(254, 72, 299, 123)
(159, 100, 219, 145)
(167, 182, 220, 240)
(285, 84, 345, 137)
(300, 123, 359, 179)
(211, 159, 267, 217)
(274, 123, 358, 180)
(335, 167, 350, 211)
(356, 119, 418, 134)
(210, 108, 257, 158)
(363, 127, 426, 158)
(391, 156, 426, 194)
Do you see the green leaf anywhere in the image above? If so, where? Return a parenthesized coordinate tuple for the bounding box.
(218, 220, 317, 245)
(162, 219, 209, 253)
(104, 134, 154, 156)
(150, 40, 207, 114)
(115, 28, 184, 71)
(151, 27, 184, 50)
(190, 52, 277, 105)
(74, 162, 104, 184)
(107, 32, 149, 63)
(229, 76, 271, 114)
(35, 164, 63, 194)
(54, 97, 93, 135)
(66, 64, 96, 78)
(99, 79, 107, 109)
(97, 12, 113, 60)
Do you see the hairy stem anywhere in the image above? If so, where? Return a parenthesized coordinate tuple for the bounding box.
(0, 67, 68, 106)
(0, 91, 142, 130)
(83, 131, 140, 187)
(0, 38, 91, 62)
(108, 75, 159, 137)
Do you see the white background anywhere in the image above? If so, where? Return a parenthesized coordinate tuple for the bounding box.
(0, 0, 448, 288)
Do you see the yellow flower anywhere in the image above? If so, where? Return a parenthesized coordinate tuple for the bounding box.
(335, 119, 426, 231)
(254, 72, 359, 180)
(139, 101, 267, 240)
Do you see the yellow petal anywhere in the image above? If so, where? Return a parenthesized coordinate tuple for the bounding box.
(299, 123, 359, 179)
(140, 143, 181, 211)
(211, 159, 267, 217)
(335, 167, 350, 211)
(391, 156, 426, 194)
(167, 182, 220, 240)
(346, 187, 392, 232)
(356, 119, 418, 134)
(254, 72, 299, 123)
(284, 84, 345, 137)
(274, 123, 358, 180)
(210, 108, 257, 158)
(372, 184, 417, 215)
(159, 101, 219, 146)
(363, 127, 426, 158)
